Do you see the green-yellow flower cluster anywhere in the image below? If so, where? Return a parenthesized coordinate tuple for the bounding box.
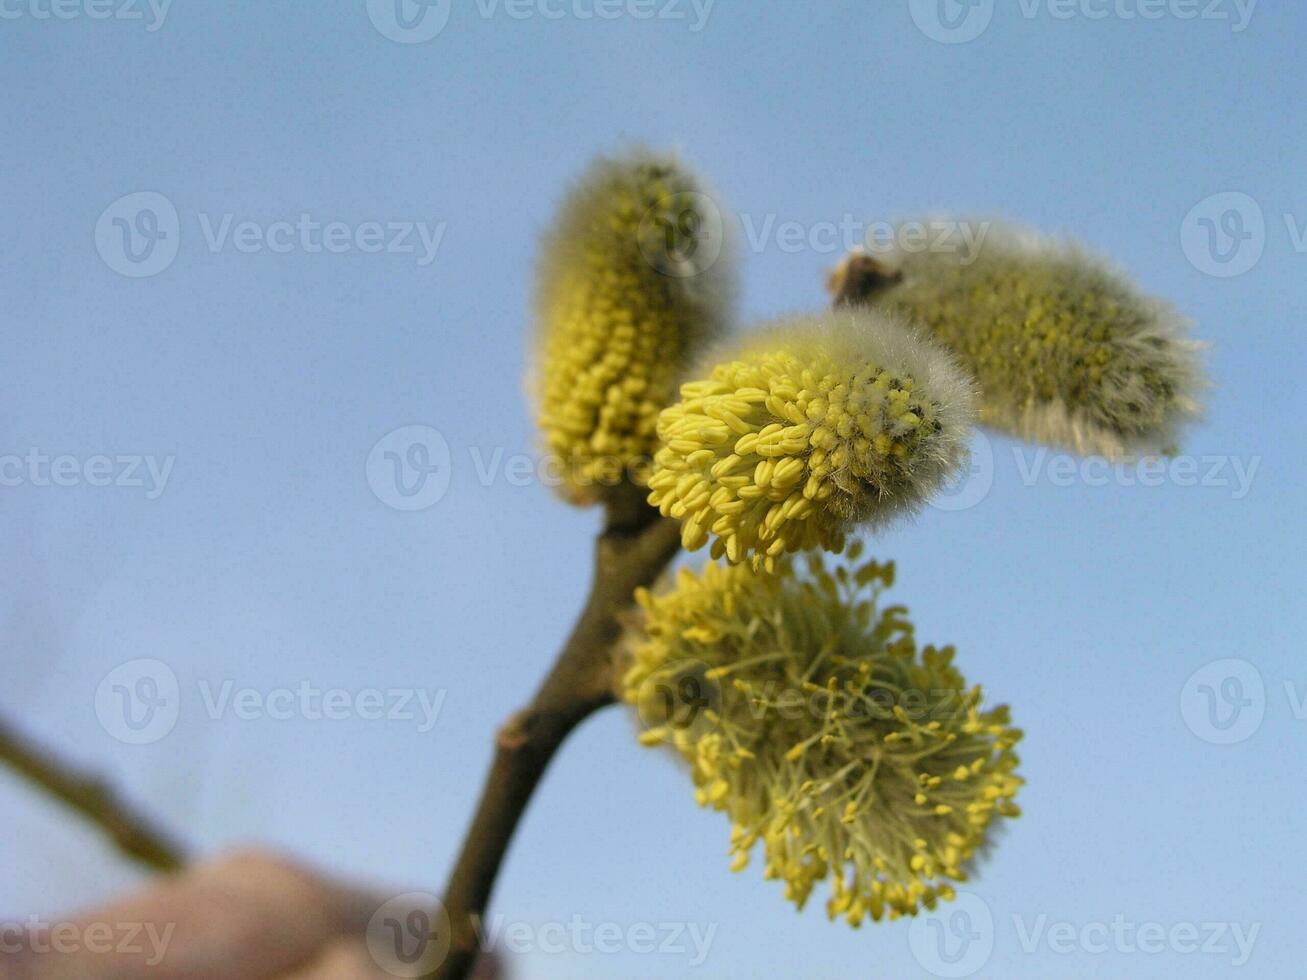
(868, 222, 1204, 457)
(647, 311, 974, 569)
(622, 544, 1023, 924)
(533, 149, 733, 502)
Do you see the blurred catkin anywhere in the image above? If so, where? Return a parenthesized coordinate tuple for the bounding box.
(621, 544, 1022, 924)
(533, 149, 734, 502)
(647, 310, 974, 569)
(863, 221, 1205, 458)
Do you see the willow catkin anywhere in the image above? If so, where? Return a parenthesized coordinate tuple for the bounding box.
(647, 310, 974, 569)
(533, 149, 734, 502)
(621, 545, 1022, 924)
(867, 221, 1205, 458)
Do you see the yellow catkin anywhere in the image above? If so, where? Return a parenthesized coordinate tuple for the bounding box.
(621, 547, 1022, 925)
(533, 149, 733, 502)
(648, 310, 973, 569)
(867, 221, 1205, 458)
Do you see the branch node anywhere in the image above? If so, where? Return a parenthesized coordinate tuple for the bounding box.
(494, 710, 534, 752)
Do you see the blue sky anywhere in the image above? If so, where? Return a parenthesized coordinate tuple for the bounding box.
(1, 2, 1303, 977)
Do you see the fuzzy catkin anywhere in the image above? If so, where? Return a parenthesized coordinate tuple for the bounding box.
(533, 149, 734, 502)
(869, 221, 1205, 458)
(647, 310, 974, 569)
(621, 545, 1023, 924)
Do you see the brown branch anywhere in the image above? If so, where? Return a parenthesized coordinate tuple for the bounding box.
(429, 484, 682, 980)
(430, 266, 869, 978)
(0, 714, 188, 873)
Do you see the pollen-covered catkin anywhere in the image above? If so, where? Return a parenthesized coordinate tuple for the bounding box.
(647, 310, 974, 569)
(866, 221, 1205, 458)
(533, 149, 734, 502)
(621, 545, 1022, 924)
